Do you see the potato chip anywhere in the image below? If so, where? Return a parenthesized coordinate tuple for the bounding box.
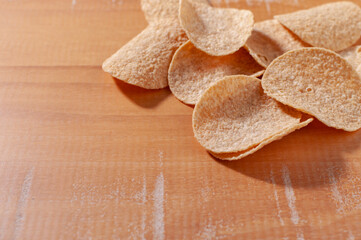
(168, 41, 264, 105)
(192, 75, 311, 155)
(262, 47, 361, 132)
(103, 0, 188, 89)
(275, 2, 361, 52)
(179, 0, 254, 56)
(245, 19, 309, 68)
(141, 0, 209, 23)
(339, 45, 361, 71)
(210, 118, 313, 161)
(141, 0, 179, 23)
(102, 24, 187, 89)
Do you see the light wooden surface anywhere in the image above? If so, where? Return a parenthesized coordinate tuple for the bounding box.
(0, 0, 361, 239)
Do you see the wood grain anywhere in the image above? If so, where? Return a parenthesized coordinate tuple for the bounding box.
(0, 0, 360, 239)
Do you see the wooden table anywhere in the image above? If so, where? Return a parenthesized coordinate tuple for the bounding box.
(0, 0, 360, 239)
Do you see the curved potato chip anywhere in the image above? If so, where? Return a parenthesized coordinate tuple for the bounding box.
(339, 45, 361, 71)
(210, 118, 313, 161)
(193, 75, 308, 154)
(168, 41, 264, 105)
(179, 0, 254, 56)
(245, 19, 309, 68)
(275, 2, 361, 52)
(262, 47, 361, 132)
(103, 0, 188, 89)
(103, 24, 187, 89)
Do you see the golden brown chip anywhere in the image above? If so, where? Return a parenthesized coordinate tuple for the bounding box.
(262, 47, 361, 132)
(339, 45, 361, 71)
(275, 2, 361, 52)
(168, 41, 264, 105)
(245, 19, 309, 68)
(210, 118, 313, 161)
(102, 24, 187, 89)
(193, 75, 310, 155)
(179, 0, 254, 56)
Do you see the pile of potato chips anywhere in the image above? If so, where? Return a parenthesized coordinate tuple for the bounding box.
(103, 0, 361, 161)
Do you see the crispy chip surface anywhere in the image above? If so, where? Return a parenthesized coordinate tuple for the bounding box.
(141, 0, 209, 23)
(339, 45, 361, 71)
(262, 47, 361, 132)
(210, 118, 313, 161)
(245, 19, 309, 68)
(141, 0, 180, 23)
(103, 0, 188, 89)
(168, 41, 264, 105)
(192, 75, 308, 154)
(102, 24, 187, 89)
(275, 1, 361, 52)
(179, 0, 254, 56)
